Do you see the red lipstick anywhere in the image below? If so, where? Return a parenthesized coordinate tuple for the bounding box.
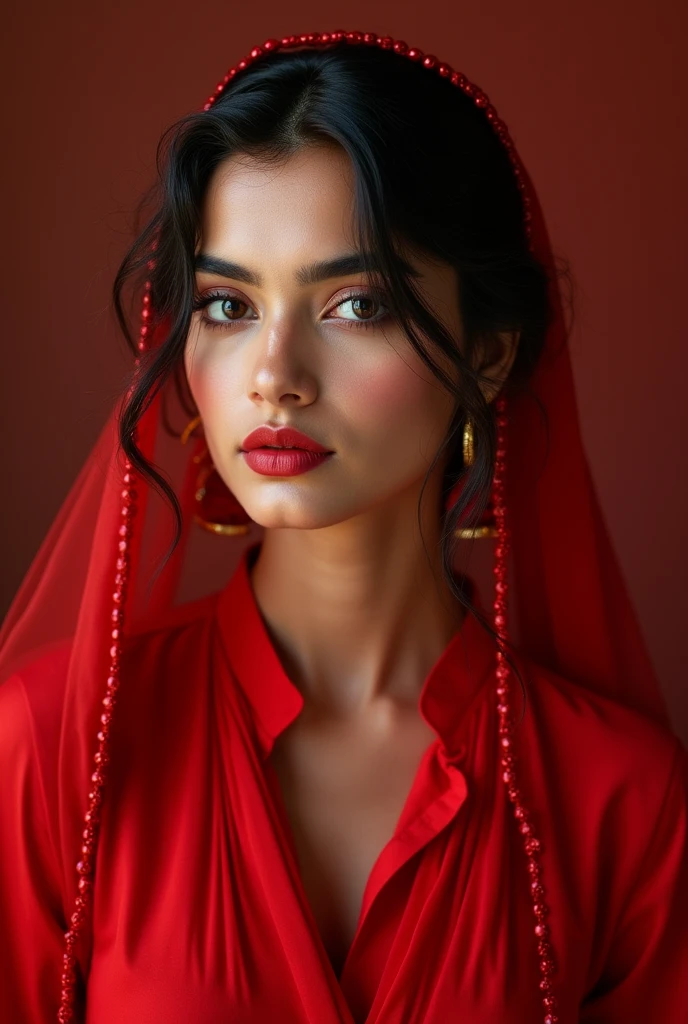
(239, 425, 334, 477)
(240, 425, 330, 452)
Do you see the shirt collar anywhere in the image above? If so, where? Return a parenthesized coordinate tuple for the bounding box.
(215, 541, 497, 759)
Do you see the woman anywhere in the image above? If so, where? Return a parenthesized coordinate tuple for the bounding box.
(0, 29, 686, 1024)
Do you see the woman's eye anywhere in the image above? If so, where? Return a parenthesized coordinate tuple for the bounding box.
(330, 293, 388, 328)
(193, 289, 389, 333)
(205, 296, 251, 322)
(191, 292, 256, 332)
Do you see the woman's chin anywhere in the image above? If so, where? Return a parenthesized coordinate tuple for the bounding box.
(239, 498, 364, 533)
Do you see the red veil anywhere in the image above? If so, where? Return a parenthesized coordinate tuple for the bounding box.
(0, 29, 672, 1024)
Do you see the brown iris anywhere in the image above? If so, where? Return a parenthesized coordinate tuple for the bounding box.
(350, 295, 376, 320)
(220, 297, 248, 319)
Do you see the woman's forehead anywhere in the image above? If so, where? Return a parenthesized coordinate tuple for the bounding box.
(201, 145, 356, 254)
(197, 146, 454, 296)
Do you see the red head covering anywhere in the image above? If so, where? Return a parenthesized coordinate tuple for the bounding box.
(0, 29, 671, 1024)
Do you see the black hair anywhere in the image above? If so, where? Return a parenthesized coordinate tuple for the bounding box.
(114, 41, 563, 707)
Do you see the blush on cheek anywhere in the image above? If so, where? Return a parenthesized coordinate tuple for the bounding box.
(186, 345, 241, 414)
(348, 358, 453, 474)
(348, 358, 440, 426)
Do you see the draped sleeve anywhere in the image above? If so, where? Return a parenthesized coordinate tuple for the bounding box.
(579, 736, 688, 1020)
(0, 645, 72, 1023)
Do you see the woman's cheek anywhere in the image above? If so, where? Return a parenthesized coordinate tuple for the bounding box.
(342, 352, 447, 450)
(186, 340, 240, 416)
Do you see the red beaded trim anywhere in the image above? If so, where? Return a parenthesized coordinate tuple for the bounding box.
(493, 402, 559, 1023)
(58, 33, 557, 1024)
(56, 285, 147, 1023)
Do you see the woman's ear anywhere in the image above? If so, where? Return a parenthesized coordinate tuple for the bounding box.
(476, 330, 521, 403)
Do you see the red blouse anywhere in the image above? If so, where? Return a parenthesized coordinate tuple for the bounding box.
(1, 540, 687, 1023)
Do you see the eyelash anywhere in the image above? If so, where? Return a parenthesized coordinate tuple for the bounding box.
(191, 289, 390, 333)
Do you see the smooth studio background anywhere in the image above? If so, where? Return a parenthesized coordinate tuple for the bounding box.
(1, 0, 686, 741)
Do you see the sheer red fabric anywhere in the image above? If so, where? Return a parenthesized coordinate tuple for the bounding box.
(1, 541, 686, 1022)
(0, 28, 684, 1024)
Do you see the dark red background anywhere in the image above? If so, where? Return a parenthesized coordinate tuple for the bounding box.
(1, 0, 685, 740)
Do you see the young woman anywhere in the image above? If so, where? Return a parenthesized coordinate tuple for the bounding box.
(1, 29, 686, 1024)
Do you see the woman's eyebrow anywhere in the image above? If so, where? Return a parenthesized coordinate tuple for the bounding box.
(193, 251, 421, 286)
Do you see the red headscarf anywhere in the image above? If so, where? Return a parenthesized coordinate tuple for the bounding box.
(0, 29, 671, 1024)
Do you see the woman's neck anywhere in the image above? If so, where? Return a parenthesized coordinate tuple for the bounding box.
(249, 524, 467, 719)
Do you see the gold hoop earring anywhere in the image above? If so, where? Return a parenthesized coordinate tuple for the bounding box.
(462, 417, 475, 468)
(180, 415, 202, 446)
(180, 415, 252, 536)
(454, 415, 499, 539)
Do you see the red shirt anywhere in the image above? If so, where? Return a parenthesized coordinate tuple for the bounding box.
(1, 540, 687, 1022)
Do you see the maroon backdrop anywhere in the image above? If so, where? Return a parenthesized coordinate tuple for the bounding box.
(1, 0, 686, 741)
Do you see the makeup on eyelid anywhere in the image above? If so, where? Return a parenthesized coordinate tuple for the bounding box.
(191, 288, 390, 332)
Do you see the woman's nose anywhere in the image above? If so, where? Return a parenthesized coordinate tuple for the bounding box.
(246, 317, 319, 407)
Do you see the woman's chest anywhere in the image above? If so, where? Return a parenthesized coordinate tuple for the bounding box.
(266, 705, 440, 975)
(89, 676, 592, 1023)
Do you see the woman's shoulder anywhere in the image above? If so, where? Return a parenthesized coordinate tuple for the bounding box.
(530, 651, 682, 743)
(0, 592, 224, 869)
(0, 639, 73, 776)
(0, 592, 222, 754)
(516, 650, 687, 830)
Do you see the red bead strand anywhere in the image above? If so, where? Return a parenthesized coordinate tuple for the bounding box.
(493, 402, 559, 1023)
(57, 284, 149, 1022)
(59, 33, 558, 1023)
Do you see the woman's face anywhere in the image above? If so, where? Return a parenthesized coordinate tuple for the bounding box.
(184, 144, 467, 533)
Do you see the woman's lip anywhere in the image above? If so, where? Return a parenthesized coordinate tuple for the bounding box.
(237, 444, 333, 452)
(239, 445, 333, 452)
(241, 448, 333, 477)
(240, 425, 331, 452)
